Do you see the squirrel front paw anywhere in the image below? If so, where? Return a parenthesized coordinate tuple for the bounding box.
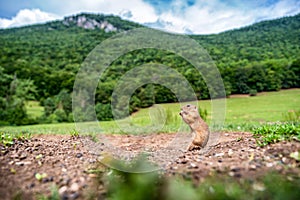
(187, 143, 202, 151)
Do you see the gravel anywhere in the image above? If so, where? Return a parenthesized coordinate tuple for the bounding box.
(0, 132, 299, 199)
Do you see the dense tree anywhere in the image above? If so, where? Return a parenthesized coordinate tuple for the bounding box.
(0, 67, 37, 125)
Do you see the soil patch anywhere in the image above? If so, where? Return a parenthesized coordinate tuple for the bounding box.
(0, 132, 299, 199)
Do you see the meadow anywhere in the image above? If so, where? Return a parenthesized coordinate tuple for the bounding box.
(1, 89, 299, 200)
(1, 89, 299, 135)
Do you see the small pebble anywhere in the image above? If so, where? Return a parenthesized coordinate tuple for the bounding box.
(266, 162, 273, 167)
(170, 166, 178, 170)
(281, 157, 288, 164)
(228, 149, 234, 156)
(69, 192, 80, 199)
(176, 159, 188, 164)
(19, 153, 27, 160)
(29, 183, 35, 189)
(58, 186, 68, 196)
(230, 166, 240, 172)
(189, 163, 198, 168)
(252, 182, 265, 191)
(249, 165, 256, 170)
(76, 153, 83, 158)
(214, 153, 224, 157)
(70, 182, 80, 192)
(228, 171, 235, 177)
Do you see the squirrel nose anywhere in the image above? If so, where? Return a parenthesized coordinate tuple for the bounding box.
(179, 112, 182, 116)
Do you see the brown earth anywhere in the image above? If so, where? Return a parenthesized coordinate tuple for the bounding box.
(0, 132, 299, 199)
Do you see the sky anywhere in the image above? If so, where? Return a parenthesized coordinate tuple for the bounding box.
(0, 0, 299, 34)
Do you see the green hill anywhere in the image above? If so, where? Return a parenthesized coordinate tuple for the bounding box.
(193, 14, 300, 62)
(0, 13, 299, 125)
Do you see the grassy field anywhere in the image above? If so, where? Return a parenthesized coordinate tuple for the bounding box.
(1, 89, 299, 135)
(131, 89, 299, 130)
(225, 89, 299, 124)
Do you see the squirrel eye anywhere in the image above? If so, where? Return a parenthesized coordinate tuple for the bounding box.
(187, 104, 190, 107)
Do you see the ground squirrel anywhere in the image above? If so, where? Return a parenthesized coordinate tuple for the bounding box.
(179, 104, 209, 151)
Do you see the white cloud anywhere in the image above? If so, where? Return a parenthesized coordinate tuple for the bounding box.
(0, 0, 159, 29)
(0, 9, 60, 28)
(44, 0, 158, 23)
(150, 0, 300, 34)
(256, 0, 300, 19)
(119, 10, 133, 18)
(181, 0, 252, 33)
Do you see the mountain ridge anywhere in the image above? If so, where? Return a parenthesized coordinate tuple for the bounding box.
(1, 12, 299, 34)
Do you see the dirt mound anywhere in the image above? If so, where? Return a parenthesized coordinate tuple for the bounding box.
(0, 132, 299, 199)
(167, 132, 300, 183)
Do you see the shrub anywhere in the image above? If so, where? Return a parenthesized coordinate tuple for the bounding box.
(67, 113, 74, 122)
(47, 114, 59, 123)
(72, 105, 95, 122)
(43, 97, 56, 116)
(95, 103, 113, 121)
(53, 109, 67, 122)
(249, 89, 257, 96)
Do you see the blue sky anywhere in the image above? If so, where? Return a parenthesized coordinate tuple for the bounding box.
(0, 0, 299, 34)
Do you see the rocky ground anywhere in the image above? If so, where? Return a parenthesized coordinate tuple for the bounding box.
(0, 132, 299, 199)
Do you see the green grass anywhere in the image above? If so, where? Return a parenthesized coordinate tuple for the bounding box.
(252, 122, 300, 146)
(225, 89, 300, 124)
(1, 89, 299, 135)
(0, 131, 31, 146)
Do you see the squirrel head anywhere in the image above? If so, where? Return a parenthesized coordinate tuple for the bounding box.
(179, 104, 200, 125)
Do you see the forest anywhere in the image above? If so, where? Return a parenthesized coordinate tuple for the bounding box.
(0, 13, 299, 125)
